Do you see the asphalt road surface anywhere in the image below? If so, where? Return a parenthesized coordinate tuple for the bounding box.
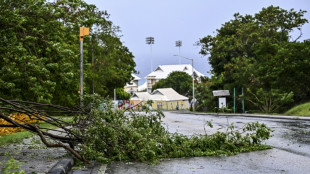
(106, 112, 310, 174)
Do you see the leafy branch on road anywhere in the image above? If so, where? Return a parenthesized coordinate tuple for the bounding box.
(0, 158, 25, 174)
(0, 97, 86, 161)
(0, 96, 273, 164)
(77, 97, 273, 163)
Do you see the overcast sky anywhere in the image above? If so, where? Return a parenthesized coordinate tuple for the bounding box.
(84, 0, 310, 84)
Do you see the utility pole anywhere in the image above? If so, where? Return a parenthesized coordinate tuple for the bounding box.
(79, 27, 89, 107)
(91, 37, 95, 94)
(234, 88, 236, 113)
(242, 87, 245, 113)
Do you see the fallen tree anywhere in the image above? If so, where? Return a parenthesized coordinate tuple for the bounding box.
(0, 97, 86, 161)
(0, 96, 273, 164)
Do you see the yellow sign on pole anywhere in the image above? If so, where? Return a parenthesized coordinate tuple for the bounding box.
(80, 27, 90, 40)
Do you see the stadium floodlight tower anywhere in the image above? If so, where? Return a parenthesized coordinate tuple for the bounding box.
(146, 37, 155, 72)
(175, 40, 182, 64)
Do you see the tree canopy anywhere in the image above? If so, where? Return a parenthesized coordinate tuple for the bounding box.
(0, 0, 136, 106)
(198, 6, 310, 112)
(152, 71, 192, 97)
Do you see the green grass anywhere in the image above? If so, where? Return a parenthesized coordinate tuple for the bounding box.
(285, 102, 310, 116)
(0, 131, 34, 146)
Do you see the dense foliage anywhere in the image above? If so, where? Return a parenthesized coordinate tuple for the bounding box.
(195, 77, 216, 111)
(0, 0, 136, 106)
(198, 6, 310, 113)
(152, 71, 193, 97)
(115, 88, 131, 100)
(76, 99, 272, 164)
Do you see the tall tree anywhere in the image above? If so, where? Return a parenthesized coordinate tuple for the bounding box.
(199, 6, 308, 76)
(198, 6, 309, 112)
(85, 34, 136, 98)
(0, 0, 136, 106)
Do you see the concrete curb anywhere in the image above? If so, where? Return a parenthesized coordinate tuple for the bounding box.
(172, 111, 310, 121)
(47, 158, 107, 174)
(47, 158, 74, 174)
(209, 113, 310, 121)
(91, 164, 107, 174)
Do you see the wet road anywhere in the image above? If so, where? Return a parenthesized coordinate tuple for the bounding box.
(106, 112, 310, 174)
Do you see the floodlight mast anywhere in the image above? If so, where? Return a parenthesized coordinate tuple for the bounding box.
(175, 40, 182, 64)
(146, 37, 155, 72)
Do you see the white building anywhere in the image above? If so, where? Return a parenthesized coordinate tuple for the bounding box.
(137, 81, 147, 92)
(130, 88, 189, 110)
(145, 64, 205, 93)
(124, 74, 141, 95)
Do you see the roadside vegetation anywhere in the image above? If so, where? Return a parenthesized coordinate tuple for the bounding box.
(285, 102, 310, 116)
(0, 0, 135, 107)
(0, 158, 25, 174)
(0, 131, 33, 147)
(195, 6, 310, 114)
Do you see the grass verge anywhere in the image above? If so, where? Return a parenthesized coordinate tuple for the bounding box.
(285, 102, 310, 116)
(0, 131, 33, 146)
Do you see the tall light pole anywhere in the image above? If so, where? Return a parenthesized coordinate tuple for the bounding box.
(91, 36, 95, 95)
(79, 27, 89, 107)
(175, 40, 182, 64)
(173, 54, 195, 112)
(146, 37, 155, 72)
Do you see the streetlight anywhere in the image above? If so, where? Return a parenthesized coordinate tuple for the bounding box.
(173, 54, 195, 112)
(175, 40, 182, 64)
(146, 37, 155, 72)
